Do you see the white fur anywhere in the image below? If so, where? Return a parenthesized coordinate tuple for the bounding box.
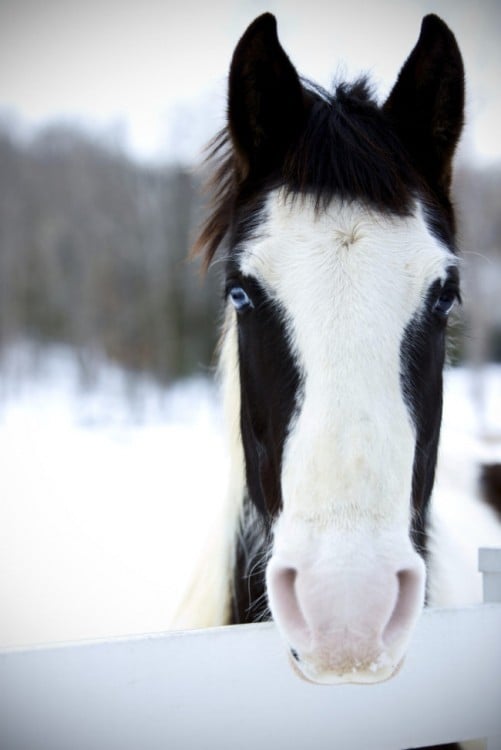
(172, 308, 244, 629)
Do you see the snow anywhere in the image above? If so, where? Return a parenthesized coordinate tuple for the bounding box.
(0, 344, 228, 649)
(0, 344, 500, 649)
(430, 364, 501, 607)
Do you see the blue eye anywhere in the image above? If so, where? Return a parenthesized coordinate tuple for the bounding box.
(229, 286, 253, 312)
(434, 288, 457, 317)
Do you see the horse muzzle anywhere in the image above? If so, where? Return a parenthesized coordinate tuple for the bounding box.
(266, 526, 426, 684)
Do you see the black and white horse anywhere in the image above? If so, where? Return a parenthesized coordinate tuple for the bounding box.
(180, 13, 500, 694)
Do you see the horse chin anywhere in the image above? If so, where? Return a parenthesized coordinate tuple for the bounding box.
(287, 650, 405, 686)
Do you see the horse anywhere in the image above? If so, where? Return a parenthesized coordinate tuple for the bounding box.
(179, 12, 496, 711)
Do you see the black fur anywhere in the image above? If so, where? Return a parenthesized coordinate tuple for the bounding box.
(384, 15, 464, 221)
(227, 273, 302, 519)
(228, 13, 306, 180)
(227, 270, 301, 624)
(480, 463, 501, 520)
(401, 266, 461, 565)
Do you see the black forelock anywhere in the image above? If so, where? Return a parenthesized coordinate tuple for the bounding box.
(193, 77, 428, 268)
(283, 77, 418, 215)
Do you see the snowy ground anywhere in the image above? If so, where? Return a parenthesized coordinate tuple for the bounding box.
(0, 344, 228, 649)
(0, 344, 500, 649)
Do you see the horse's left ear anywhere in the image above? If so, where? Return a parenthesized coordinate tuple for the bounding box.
(383, 14, 464, 197)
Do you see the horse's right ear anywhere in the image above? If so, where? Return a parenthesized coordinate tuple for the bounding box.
(228, 13, 305, 179)
(383, 14, 464, 199)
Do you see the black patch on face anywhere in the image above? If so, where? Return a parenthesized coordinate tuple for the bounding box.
(400, 269, 459, 556)
(227, 267, 302, 520)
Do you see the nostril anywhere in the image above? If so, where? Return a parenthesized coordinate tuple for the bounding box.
(382, 568, 422, 648)
(268, 565, 311, 650)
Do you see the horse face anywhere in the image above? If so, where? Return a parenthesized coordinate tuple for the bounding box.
(212, 13, 463, 683)
(229, 191, 459, 682)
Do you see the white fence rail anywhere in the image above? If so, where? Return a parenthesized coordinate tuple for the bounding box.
(1, 549, 501, 750)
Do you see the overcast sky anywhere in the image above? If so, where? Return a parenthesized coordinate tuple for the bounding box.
(0, 0, 499, 165)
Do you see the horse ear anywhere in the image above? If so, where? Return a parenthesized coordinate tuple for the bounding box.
(383, 14, 464, 197)
(228, 13, 305, 178)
